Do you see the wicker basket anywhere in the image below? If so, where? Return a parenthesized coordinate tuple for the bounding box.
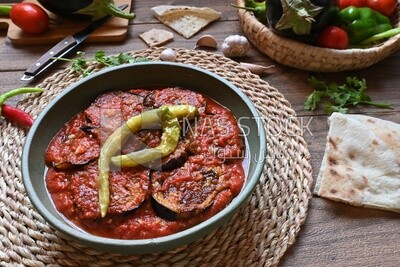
(236, 0, 400, 72)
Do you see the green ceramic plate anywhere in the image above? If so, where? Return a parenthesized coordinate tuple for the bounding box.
(22, 62, 266, 254)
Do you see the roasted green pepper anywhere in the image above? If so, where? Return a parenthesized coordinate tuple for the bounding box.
(97, 104, 199, 217)
(340, 6, 392, 44)
(98, 122, 132, 218)
(111, 106, 180, 168)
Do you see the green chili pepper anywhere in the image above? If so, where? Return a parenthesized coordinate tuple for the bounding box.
(166, 104, 199, 120)
(340, 6, 393, 44)
(0, 87, 43, 116)
(97, 123, 131, 218)
(231, 0, 267, 24)
(111, 106, 180, 167)
(0, 5, 11, 17)
(359, 27, 400, 46)
(97, 104, 199, 217)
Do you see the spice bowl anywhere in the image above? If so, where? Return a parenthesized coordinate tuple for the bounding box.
(22, 62, 266, 254)
(236, 0, 400, 72)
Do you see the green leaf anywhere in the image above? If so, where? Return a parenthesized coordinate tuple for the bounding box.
(330, 91, 350, 106)
(307, 76, 328, 91)
(304, 76, 393, 115)
(275, 0, 323, 35)
(77, 0, 134, 20)
(304, 90, 323, 110)
(61, 50, 151, 77)
(71, 52, 89, 75)
(117, 53, 134, 64)
(324, 102, 348, 114)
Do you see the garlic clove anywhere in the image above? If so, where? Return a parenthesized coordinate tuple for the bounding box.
(195, 35, 218, 49)
(160, 48, 177, 62)
(240, 62, 275, 75)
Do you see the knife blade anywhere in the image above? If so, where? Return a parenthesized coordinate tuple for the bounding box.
(21, 4, 129, 82)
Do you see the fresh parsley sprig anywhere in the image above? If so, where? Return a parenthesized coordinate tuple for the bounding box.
(55, 51, 149, 77)
(304, 76, 393, 114)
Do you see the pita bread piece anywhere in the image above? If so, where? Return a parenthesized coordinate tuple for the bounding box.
(314, 112, 400, 213)
(152, 5, 221, 39)
(139, 29, 174, 47)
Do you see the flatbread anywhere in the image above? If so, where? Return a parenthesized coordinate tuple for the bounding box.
(151, 5, 221, 39)
(139, 29, 174, 47)
(314, 112, 400, 213)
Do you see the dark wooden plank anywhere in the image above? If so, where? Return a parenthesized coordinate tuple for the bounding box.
(281, 197, 400, 266)
(0, 20, 251, 71)
(132, 0, 240, 23)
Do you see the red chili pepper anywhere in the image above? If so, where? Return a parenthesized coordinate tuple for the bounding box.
(1, 104, 34, 127)
(0, 87, 43, 128)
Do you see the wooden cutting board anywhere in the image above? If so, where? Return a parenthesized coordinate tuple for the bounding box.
(0, 0, 131, 45)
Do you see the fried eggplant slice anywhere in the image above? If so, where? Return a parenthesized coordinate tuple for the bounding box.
(122, 129, 189, 171)
(45, 113, 100, 170)
(147, 139, 190, 171)
(45, 91, 146, 170)
(128, 88, 153, 99)
(151, 155, 229, 219)
(143, 87, 206, 113)
(84, 91, 145, 143)
(121, 129, 162, 155)
(69, 162, 149, 220)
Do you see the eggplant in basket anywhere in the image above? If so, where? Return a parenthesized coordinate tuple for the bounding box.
(37, 0, 134, 20)
(266, 0, 341, 43)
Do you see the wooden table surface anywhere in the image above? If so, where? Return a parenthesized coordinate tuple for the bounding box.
(1, 1, 399, 266)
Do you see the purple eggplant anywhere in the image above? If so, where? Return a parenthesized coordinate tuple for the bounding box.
(37, 0, 134, 20)
(266, 0, 340, 43)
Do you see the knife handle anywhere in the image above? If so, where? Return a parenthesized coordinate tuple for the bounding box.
(24, 35, 78, 77)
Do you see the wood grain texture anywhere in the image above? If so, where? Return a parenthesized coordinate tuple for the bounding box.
(1, 0, 400, 266)
(3, 0, 131, 45)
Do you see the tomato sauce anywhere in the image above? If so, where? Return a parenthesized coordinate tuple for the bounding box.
(45, 87, 246, 239)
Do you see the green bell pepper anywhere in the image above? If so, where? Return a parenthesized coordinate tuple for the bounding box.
(340, 6, 392, 44)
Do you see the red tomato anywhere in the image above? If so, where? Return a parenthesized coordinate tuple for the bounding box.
(367, 0, 397, 17)
(316, 26, 349, 49)
(10, 3, 49, 34)
(337, 0, 367, 9)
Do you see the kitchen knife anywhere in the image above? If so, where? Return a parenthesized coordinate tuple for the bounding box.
(21, 4, 128, 81)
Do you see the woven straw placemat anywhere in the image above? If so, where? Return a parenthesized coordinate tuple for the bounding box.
(236, 0, 400, 72)
(0, 48, 312, 267)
